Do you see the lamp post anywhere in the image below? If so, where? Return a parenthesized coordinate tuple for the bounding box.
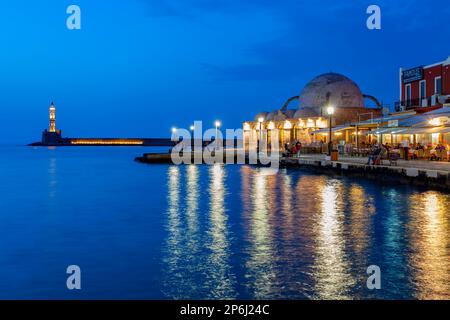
(326, 106, 335, 156)
(258, 117, 264, 152)
(214, 120, 221, 150)
(190, 125, 195, 151)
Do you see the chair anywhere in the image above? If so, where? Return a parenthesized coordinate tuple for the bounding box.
(389, 152, 399, 166)
(416, 149, 424, 159)
(437, 150, 447, 161)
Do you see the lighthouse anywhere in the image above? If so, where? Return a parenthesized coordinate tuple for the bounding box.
(39, 101, 63, 146)
(49, 102, 56, 132)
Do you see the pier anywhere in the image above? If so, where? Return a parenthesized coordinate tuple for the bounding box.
(136, 150, 450, 191)
(281, 154, 450, 191)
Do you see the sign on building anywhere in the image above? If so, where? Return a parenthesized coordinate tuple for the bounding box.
(388, 120, 399, 127)
(402, 67, 423, 84)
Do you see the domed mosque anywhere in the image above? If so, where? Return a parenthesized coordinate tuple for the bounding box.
(243, 72, 382, 149)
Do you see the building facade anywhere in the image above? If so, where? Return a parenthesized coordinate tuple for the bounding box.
(243, 73, 382, 150)
(397, 56, 450, 112)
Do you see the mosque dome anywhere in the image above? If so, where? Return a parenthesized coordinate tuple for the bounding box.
(299, 73, 364, 111)
(254, 112, 268, 122)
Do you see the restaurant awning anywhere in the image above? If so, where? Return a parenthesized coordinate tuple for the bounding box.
(401, 126, 450, 134)
(371, 127, 409, 135)
(311, 125, 353, 134)
(371, 126, 450, 135)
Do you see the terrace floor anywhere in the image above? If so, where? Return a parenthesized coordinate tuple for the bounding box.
(296, 154, 450, 173)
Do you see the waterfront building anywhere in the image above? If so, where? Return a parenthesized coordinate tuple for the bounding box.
(396, 56, 450, 112)
(243, 73, 383, 150)
(244, 66, 450, 157)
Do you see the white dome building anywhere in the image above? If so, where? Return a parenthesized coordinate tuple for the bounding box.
(244, 72, 382, 150)
(299, 72, 364, 112)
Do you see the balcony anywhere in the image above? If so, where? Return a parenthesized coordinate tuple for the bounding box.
(394, 97, 443, 112)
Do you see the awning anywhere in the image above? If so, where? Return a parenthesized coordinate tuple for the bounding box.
(371, 127, 409, 135)
(311, 126, 352, 134)
(372, 126, 450, 135)
(401, 126, 450, 134)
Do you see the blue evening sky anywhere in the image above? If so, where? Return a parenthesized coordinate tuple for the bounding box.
(0, 0, 449, 144)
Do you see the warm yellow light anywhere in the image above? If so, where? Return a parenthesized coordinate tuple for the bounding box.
(258, 117, 264, 123)
(326, 106, 335, 115)
(316, 117, 327, 128)
(243, 122, 251, 131)
(284, 120, 292, 129)
(334, 132, 343, 136)
(298, 119, 305, 128)
(70, 139, 144, 145)
(267, 121, 275, 130)
(429, 118, 440, 126)
(306, 119, 315, 128)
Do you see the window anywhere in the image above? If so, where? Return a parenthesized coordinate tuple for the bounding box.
(435, 76, 442, 94)
(405, 84, 411, 107)
(419, 80, 426, 100)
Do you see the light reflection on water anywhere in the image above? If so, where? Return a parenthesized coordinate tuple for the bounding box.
(162, 165, 450, 300)
(1, 147, 448, 299)
(408, 192, 450, 299)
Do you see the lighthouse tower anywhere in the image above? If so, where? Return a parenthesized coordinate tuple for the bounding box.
(41, 101, 62, 145)
(49, 102, 56, 132)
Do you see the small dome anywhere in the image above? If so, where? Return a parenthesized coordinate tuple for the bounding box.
(265, 111, 276, 121)
(294, 108, 319, 118)
(254, 112, 268, 122)
(284, 109, 296, 118)
(268, 110, 286, 121)
(299, 73, 364, 110)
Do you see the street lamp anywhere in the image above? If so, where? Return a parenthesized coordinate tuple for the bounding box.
(214, 120, 221, 139)
(214, 120, 221, 150)
(257, 117, 264, 153)
(326, 106, 335, 156)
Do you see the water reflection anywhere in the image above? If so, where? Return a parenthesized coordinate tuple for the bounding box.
(244, 168, 277, 299)
(163, 166, 183, 298)
(347, 184, 374, 256)
(186, 165, 199, 241)
(408, 192, 450, 299)
(313, 180, 354, 299)
(48, 158, 57, 199)
(205, 164, 236, 299)
(162, 165, 450, 299)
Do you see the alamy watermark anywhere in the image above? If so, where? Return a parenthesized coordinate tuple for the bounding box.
(366, 265, 381, 290)
(366, 5, 381, 30)
(67, 5, 81, 30)
(170, 121, 280, 171)
(66, 265, 81, 290)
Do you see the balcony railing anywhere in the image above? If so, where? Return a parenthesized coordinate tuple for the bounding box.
(394, 97, 441, 112)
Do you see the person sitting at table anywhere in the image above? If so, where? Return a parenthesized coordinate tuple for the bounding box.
(415, 143, 424, 150)
(436, 143, 445, 152)
(367, 144, 381, 165)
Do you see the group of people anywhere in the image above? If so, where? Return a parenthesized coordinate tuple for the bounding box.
(366, 143, 388, 165)
(284, 141, 302, 157)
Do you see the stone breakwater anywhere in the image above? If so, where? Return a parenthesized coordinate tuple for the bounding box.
(281, 158, 450, 192)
